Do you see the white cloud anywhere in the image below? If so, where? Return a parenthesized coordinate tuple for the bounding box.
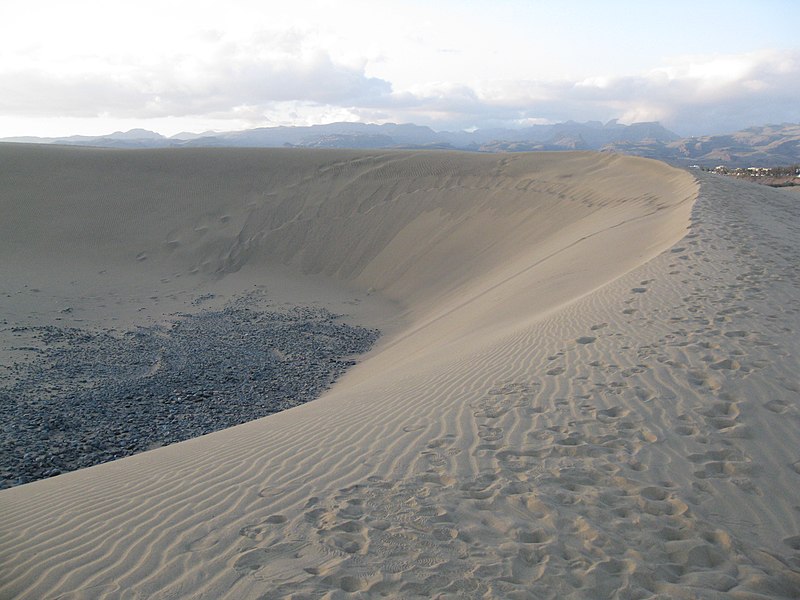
(0, 32, 392, 121)
(0, 4, 798, 138)
(379, 49, 800, 135)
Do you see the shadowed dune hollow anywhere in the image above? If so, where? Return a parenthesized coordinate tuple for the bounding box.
(0, 146, 695, 369)
(3, 146, 800, 599)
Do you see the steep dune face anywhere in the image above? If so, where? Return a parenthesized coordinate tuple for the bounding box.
(8, 147, 766, 599)
(0, 145, 695, 357)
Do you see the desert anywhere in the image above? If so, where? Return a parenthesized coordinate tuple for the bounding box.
(1, 144, 799, 598)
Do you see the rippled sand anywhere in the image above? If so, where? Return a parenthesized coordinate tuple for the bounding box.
(1, 146, 798, 598)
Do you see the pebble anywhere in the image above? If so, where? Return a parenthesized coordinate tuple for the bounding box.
(0, 297, 378, 488)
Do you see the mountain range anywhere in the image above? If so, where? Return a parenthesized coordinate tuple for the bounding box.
(3, 121, 799, 167)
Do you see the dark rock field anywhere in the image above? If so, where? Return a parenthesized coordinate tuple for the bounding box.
(0, 296, 378, 488)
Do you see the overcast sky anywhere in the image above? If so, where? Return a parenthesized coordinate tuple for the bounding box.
(1, 0, 798, 137)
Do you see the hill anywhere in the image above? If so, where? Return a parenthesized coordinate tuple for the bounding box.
(605, 123, 800, 167)
(4, 121, 799, 167)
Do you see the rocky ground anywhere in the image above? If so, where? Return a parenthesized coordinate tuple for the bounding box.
(0, 295, 378, 488)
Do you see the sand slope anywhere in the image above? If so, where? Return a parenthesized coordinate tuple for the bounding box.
(2, 147, 799, 598)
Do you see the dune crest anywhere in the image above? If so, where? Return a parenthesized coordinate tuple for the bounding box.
(3, 148, 799, 598)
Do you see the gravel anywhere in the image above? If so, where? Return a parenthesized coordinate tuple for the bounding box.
(0, 296, 379, 488)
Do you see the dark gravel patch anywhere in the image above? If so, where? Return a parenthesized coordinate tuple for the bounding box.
(0, 297, 378, 488)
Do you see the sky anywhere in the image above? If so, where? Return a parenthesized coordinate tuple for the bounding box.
(1, 0, 798, 138)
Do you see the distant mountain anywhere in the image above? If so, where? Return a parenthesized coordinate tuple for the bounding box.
(0, 129, 172, 149)
(105, 128, 165, 141)
(604, 123, 800, 167)
(471, 121, 678, 152)
(0, 120, 678, 151)
(170, 130, 219, 141)
(177, 122, 448, 149)
(2, 121, 798, 167)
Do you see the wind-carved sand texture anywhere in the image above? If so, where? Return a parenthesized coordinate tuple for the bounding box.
(1, 146, 799, 598)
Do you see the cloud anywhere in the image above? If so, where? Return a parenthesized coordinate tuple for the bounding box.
(642, 50, 800, 134)
(1, 35, 798, 136)
(368, 49, 800, 135)
(0, 33, 392, 119)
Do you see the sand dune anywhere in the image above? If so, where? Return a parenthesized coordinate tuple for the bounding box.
(2, 146, 799, 598)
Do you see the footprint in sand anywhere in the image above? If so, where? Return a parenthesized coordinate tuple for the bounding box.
(783, 535, 800, 550)
(422, 435, 461, 468)
(764, 399, 790, 414)
(402, 422, 426, 432)
(477, 425, 504, 443)
(696, 400, 744, 434)
(723, 330, 750, 338)
(597, 406, 628, 421)
(232, 538, 345, 583)
(472, 384, 534, 419)
(494, 447, 549, 473)
(239, 515, 288, 541)
(709, 358, 740, 371)
(460, 473, 500, 500)
(515, 529, 553, 544)
(689, 448, 752, 480)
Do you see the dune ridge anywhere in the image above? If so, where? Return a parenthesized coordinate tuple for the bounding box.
(2, 147, 799, 598)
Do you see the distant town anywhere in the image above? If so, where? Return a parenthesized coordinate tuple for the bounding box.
(693, 164, 800, 188)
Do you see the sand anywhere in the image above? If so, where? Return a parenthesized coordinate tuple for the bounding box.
(1, 146, 799, 598)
